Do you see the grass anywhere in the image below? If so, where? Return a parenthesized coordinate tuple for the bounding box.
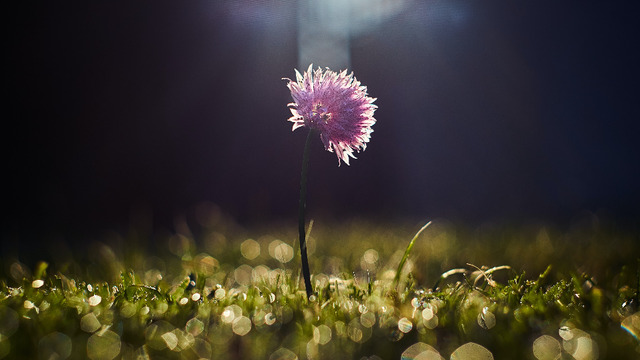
(1, 216, 639, 359)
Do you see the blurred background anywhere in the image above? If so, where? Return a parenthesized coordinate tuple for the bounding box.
(5, 1, 640, 259)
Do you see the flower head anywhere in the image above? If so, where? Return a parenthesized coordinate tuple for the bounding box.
(284, 65, 377, 166)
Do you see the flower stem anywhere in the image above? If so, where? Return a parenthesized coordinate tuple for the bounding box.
(298, 129, 314, 299)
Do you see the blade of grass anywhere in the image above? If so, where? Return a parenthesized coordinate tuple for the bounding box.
(467, 263, 511, 288)
(433, 268, 467, 290)
(394, 221, 431, 289)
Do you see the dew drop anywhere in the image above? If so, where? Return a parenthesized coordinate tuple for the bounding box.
(360, 311, 376, 328)
(23, 300, 35, 309)
(562, 328, 597, 360)
(477, 307, 496, 330)
(347, 324, 363, 343)
(215, 288, 226, 299)
(221, 305, 242, 324)
(144, 320, 174, 351)
(39, 300, 50, 311)
(265, 312, 277, 325)
(87, 329, 121, 360)
(559, 326, 573, 341)
(269, 347, 298, 360)
(39, 332, 72, 360)
(532, 335, 561, 360)
(273, 242, 294, 263)
(232, 316, 252, 336)
(88, 295, 102, 307)
(422, 307, 434, 321)
(359, 304, 368, 313)
(450, 342, 493, 360)
(313, 324, 332, 345)
(252, 265, 270, 283)
(186, 318, 204, 336)
(401, 342, 444, 360)
(81, 313, 101, 333)
(156, 302, 168, 314)
(234, 265, 253, 286)
(241, 238, 261, 260)
(0, 308, 19, 338)
(620, 311, 640, 340)
(348, 318, 372, 343)
(161, 331, 179, 351)
(120, 302, 136, 318)
(221, 309, 234, 324)
(398, 317, 413, 333)
(411, 297, 420, 308)
(423, 314, 439, 329)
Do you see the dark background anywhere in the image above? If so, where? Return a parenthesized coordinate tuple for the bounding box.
(5, 1, 640, 255)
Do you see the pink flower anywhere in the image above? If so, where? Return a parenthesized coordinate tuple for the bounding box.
(284, 65, 377, 166)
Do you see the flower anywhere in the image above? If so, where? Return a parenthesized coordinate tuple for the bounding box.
(284, 64, 377, 165)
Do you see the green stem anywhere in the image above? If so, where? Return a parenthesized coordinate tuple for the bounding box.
(394, 221, 432, 290)
(298, 129, 314, 298)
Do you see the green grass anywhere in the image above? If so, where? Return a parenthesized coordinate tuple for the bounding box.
(1, 218, 638, 359)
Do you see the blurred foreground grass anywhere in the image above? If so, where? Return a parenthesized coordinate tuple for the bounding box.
(1, 215, 639, 359)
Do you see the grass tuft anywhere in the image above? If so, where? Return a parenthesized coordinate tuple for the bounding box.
(0, 219, 638, 359)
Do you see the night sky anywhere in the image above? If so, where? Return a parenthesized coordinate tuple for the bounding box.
(5, 1, 640, 250)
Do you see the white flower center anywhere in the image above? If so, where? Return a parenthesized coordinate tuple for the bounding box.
(310, 103, 331, 125)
